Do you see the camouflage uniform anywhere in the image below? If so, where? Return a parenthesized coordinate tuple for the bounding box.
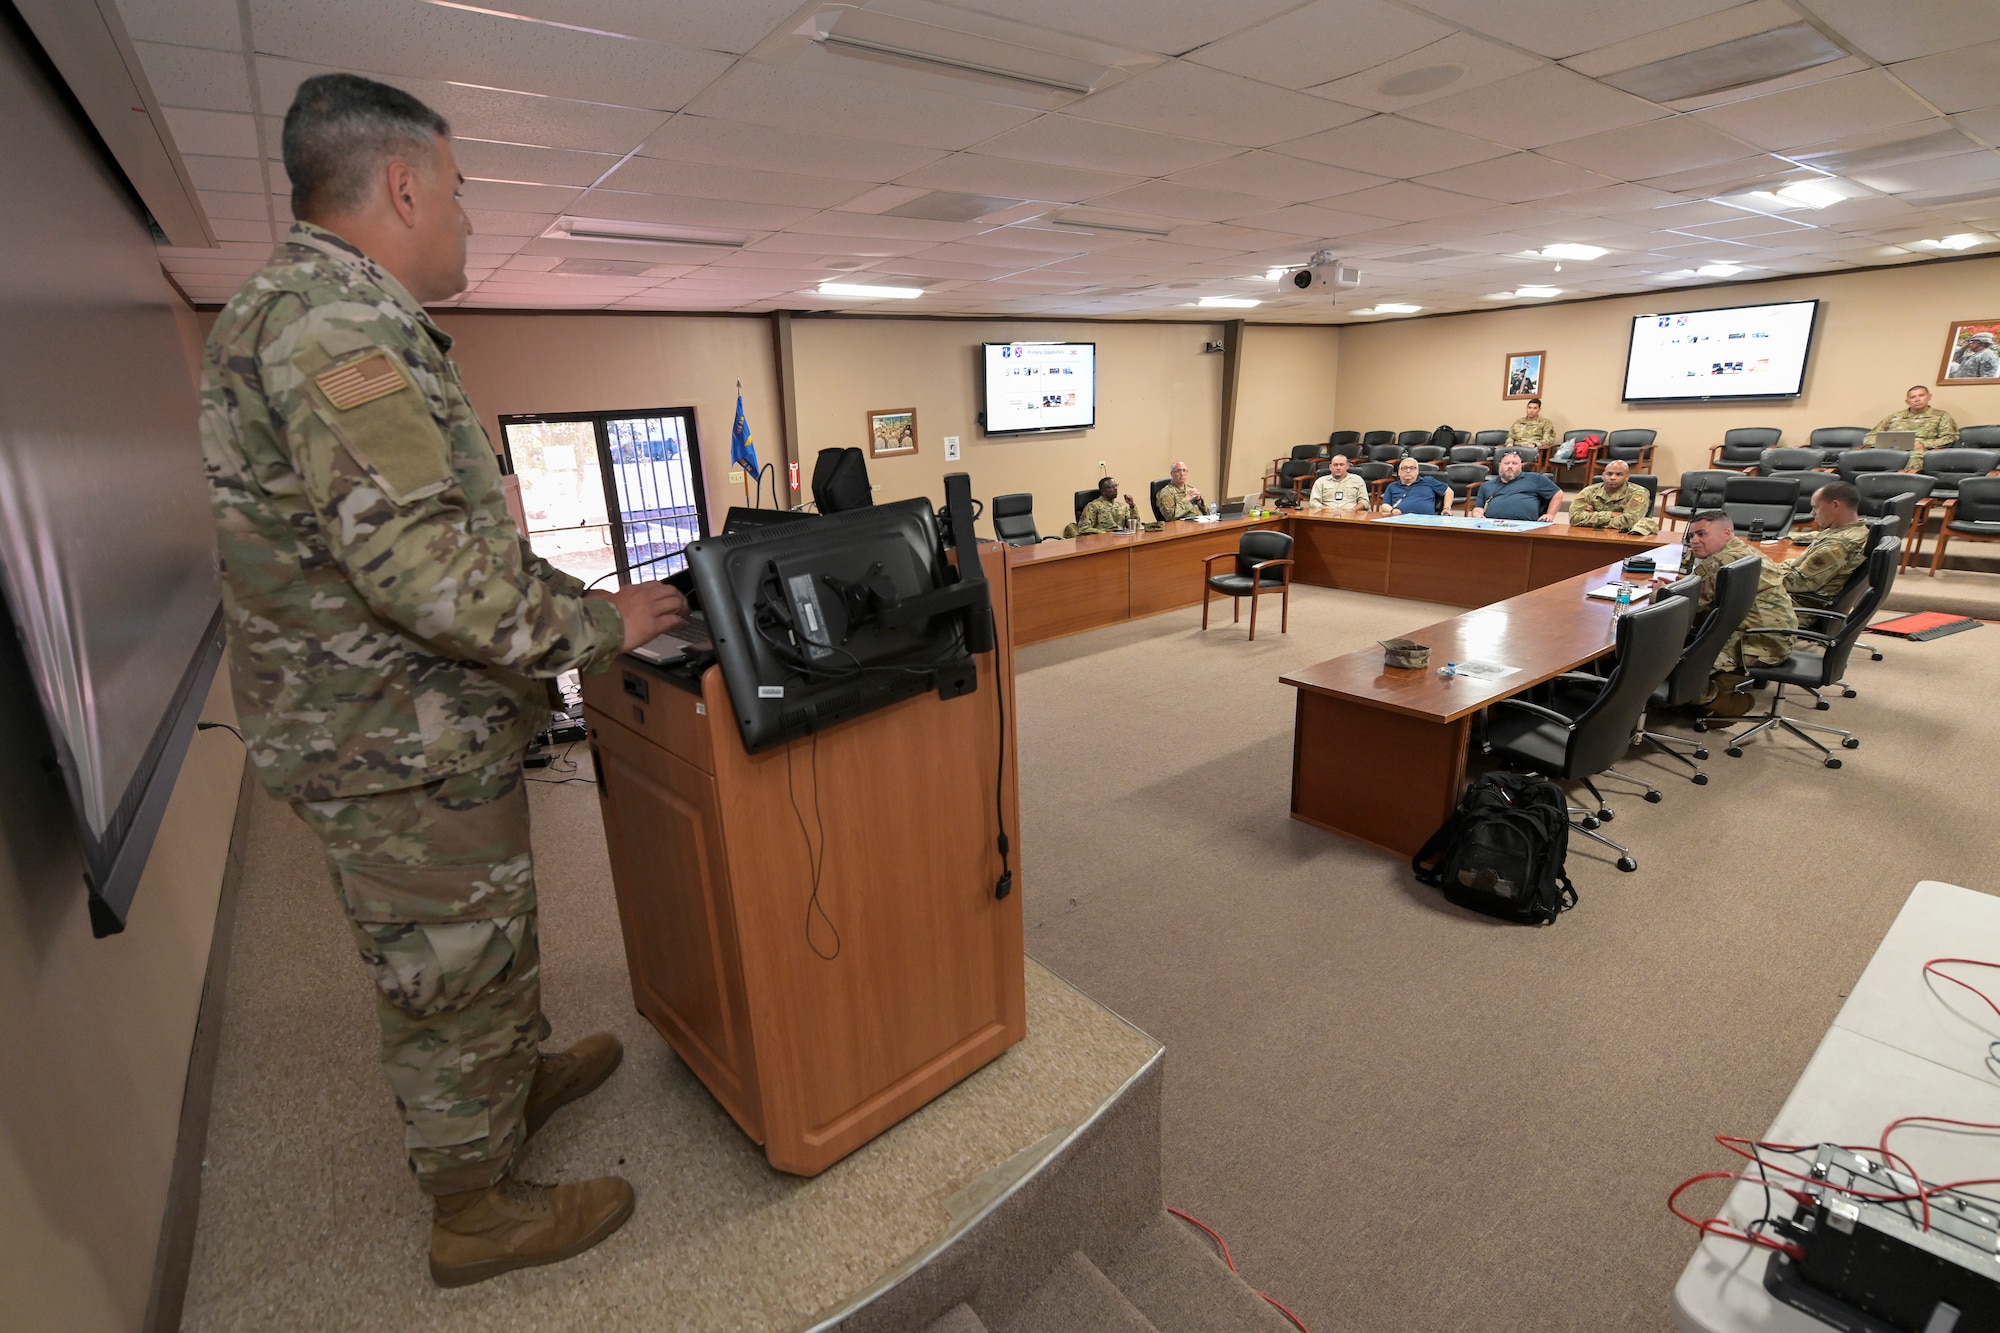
(1567, 480, 1659, 536)
(1781, 520, 1870, 608)
(1951, 345, 2000, 379)
(1506, 416, 1557, 452)
(1308, 473, 1369, 509)
(1864, 405, 1958, 469)
(202, 222, 625, 1193)
(1076, 496, 1139, 534)
(1693, 536, 1798, 699)
(1154, 482, 1207, 520)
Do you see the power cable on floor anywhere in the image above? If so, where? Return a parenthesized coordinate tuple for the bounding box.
(1166, 1207, 1310, 1332)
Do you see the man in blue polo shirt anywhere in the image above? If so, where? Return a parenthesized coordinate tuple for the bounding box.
(1380, 456, 1454, 515)
(1472, 449, 1563, 522)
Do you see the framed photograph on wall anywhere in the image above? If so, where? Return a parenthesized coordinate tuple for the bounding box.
(868, 407, 918, 457)
(1939, 320, 2000, 385)
(1503, 351, 1545, 400)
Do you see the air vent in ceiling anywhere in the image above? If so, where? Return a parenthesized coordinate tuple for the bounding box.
(883, 191, 1021, 222)
(1373, 248, 1467, 264)
(1792, 128, 1979, 175)
(1048, 209, 1176, 239)
(1603, 23, 1846, 102)
(543, 217, 748, 248)
(551, 258, 662, 277)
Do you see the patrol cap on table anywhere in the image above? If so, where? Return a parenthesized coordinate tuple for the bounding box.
(1380, 638, 1430, 669)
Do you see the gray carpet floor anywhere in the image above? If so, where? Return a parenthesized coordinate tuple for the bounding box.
(1014, 582, 1997, 1332)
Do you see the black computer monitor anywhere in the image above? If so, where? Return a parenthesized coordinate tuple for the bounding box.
(721, 505, 815, 534)
(685, 496, 989, 752)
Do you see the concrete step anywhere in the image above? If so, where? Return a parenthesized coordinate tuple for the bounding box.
(1007, 1251, 1158, 1333)
(922, 1304, 991, 1333)
(1101, 1215, 1300, 1333)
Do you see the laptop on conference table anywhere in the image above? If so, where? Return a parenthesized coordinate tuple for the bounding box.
(1873, 430, 1917, 451)
(1216, 498, 1247, 517)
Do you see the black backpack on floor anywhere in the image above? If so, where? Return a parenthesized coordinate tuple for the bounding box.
(1412, 773, 1577, 925)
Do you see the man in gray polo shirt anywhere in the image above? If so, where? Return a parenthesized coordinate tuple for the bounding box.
(1472, 449, 1563, 521)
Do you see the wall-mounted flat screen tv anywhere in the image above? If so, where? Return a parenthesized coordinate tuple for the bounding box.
(1622, 299, 1820, 402)
(981, 341, 1096, 435)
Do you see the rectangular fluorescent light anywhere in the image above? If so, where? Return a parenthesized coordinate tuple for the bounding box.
(1048, 210, 1176, 238)
(1924, 234, 1983, 250)
(1776, 180, 1843, 209)
(816, 281, 924, 299)
(1514, 285, 1563, 298)
(1535, 243, 1607, 261)
(1197, 296, 1261, 308)
(1695, 263, 1746, 276)
(1360, 302, 1421, 314)
(545, 216, 748, 248)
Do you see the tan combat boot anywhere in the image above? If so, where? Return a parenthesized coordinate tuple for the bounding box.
(524, 1032, 624, 1140)
(429, 1175, 635, 1287)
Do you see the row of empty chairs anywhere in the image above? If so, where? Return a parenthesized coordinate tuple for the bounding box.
(1709, 424, 2000, 470)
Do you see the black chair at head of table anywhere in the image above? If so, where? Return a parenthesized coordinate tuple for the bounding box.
(1482, 593, 1698, 872)
(1640, 556, 1762, 783)
(990, 493, 1047, 546)
(1200, 528, 1295, 640)
(1809, 426, 1867, 467)
(1722, 475, 1799, 541)
(1660, 470, 1732, 530)
(1724, 536, 1901, 767)
(1711, 427, 1781, 471)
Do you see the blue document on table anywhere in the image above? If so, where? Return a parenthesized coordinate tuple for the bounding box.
(1378, 513, 1552, 532)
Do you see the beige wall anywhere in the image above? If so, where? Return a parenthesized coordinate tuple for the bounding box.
(790, 316, 1224, 537)
(1228, 324, 1342, 498)
(1334, 256, 2000, 484)
(436, 312, 785, 533)
(0, 669, 243, 1333)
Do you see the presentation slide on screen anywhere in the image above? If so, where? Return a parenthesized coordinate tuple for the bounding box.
(1623, 300, 1817, 401)
(984, 342, 1096, 434)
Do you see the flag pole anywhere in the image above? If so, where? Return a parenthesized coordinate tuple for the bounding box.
(737, 378, 753, 507)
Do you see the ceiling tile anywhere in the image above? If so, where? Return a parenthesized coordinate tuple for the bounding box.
(1671, 214, 1814, 239)
(1304, 32, 1542, 114)
(1695, 71, 1935, 151)
(1639, 154, 1806, 194)
(196, 190, 270, 221)
(566, 191, 811, 232)
(636, 115, 944, 182)
(462, 180, 586, 214)
(210, 217, 280, 243)
(1891, 43, 2000, 116)
(471, 0, 803, 53)
(682, 59, 1039, 151)
(463, 209, 561, 237)
(1541, 182, 1686, 213)
(1274, 115, 1512, 176)
(1563, 0, 1802, 77)
(1065, 62, 1369, 148)
(1318, 181, 1488, 221)
(132, 41, 252, 112)
(454, 140, 622, 190)
(599, 157, 873, 208)
(792, 212, 980, 241)
(1854, 152, 2000, 195)
(1415, 153, 1619, 202)
(1792, 0, 2000, 63)
(1401, 66, 1667, 149)
(182, 153, 270, 194)
(1401, 0, 1745, 60)
(1953, 107, 2000, 146)
(975, 114, 1239, 174)
(1168, 151, 1385, 203)
(894, 154, 1139, 204)
(953, 0, 1301, 57)
(1539, 115, 1759, 179)
(161, 106, 260, 158)
(247, 0, 730, 113)
(115, 0, 241, 50)
(1227, 203, 1411, 238)
(1186, 0, 1451, 89)
(1084, 180, 1268, 222)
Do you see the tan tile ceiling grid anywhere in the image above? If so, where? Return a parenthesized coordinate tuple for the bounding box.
(121, 0, 2000, 321)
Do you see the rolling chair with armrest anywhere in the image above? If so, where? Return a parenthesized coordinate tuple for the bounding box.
(1329, 430, 1360, 449)
(1722, 475, 1798, 541)
(1354, 460, 1395, 506)
(1659, 470, 1731, 530)
(1852, 475, 1929, 570)
(1361, 430, 1394, 448)
(990, 493, 1048, 546)
(1149, 478, 1173, 522)
(1444, 462, 1489, 513)
(1710, 427, 1781, 471)
(1268, 443, 1328, 477)
(1586, 429, 1657, 482)
(1396, 430, 1432, 450)
(1482, 594, 1697, 872)
(1472, 429, 1508, 449)
(1366, 442, 1406, 463)
(1958, 425, 2000, 449)
(1627, 474, 1661, 516)
(1928, 475, 2000, 575)
(1758, 446, 1825, 476)
(1073, 489, 1100, 524)
(1200, 529, 1294, 640)
(1723, 538, 1900, 767)
(1831, 448, 1910, 482)
(1638, 557, 1762, 783)
(1917, 447, 2000, 503)
(1263, 459, 1319, 503)
(1808, 427, 1866, 466)
(1407, 444, 1448, 463)
(1548, 428, 1606, 482)
(1450, 444, 1493, 465)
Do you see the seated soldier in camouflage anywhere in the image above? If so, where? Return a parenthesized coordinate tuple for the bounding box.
(1071, 476, 1140, 535)
(1682, 510, 1799, 717)
(1506, 397, 1558, 460)
(1865, 384, 1958, 470)
(1154, 460, 1209, 520)
(1566, 459, 1659, 535)
(1781, 481, 1869, 608)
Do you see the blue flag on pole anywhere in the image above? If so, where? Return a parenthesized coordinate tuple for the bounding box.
(730, 392, 759, 475)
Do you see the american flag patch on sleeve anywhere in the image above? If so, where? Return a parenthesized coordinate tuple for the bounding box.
(314, 353, 408, 410)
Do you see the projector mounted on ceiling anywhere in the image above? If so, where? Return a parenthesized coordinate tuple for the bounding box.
(1289, 251, 1362, 293)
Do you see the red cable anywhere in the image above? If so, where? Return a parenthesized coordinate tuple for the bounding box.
(1921, 957, 2000, 1021)
(1167, 1207, 1311, 1333)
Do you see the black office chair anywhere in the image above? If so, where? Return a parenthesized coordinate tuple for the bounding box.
(1929, 475, 2000, 575)
(1724, 537, 1900, 767)
(1640, 557, 1761, 783)
(1149, 477, 1173, 522)
(1621, 474, 1662, 523)
(1396, 430, 1431, 450)
(1450, 444, 1493, 465)
(1355, 460, 1395, 505)
(1959, 425, 2000, 449)
(1361, 430, 1394, 448)
(1854, 472, 1933, 517)
(1711, 427, 1781, 471)
(1722, 475, 1798, 541)
(1408, 444, 1448, 464)
(1449, 429, 1471, 447)
(1483, 594, 1697, 872)
(1758, 446, 1824, 476)
(1588, 429, 1657, 482)
(1472, 429, 1509, 450)
(1550, 428, 1606, 483)
(1444, 462, 1489, 512)
(1073, 488, 1098, 523)
(1832, 448, 1911, 482)
(1329, 430, 1361, 449)
(1264, 458, 1319, 502)
(1918, 447, 2000, 503)
(990, 493, 1045, 546)
(1809, 426, 1867, 466)
(1660, 470, 1731, 530)
(1366, 442, 1406, 463)
(1200, 529, 1294, 640)
(1288, 443, 1330, 462)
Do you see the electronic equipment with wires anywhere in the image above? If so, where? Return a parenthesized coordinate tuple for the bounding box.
(1761, 1144, 2000, 1333)
(684, 481, 993, 754)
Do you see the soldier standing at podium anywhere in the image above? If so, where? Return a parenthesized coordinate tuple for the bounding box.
(200, 74, 685, 1287)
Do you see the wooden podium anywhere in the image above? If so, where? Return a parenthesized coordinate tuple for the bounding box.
(580, 544, 1024, 1175)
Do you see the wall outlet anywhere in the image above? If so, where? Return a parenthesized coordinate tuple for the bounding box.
(944, 435, 961, 461)
(1203, 340, 1225, 353)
